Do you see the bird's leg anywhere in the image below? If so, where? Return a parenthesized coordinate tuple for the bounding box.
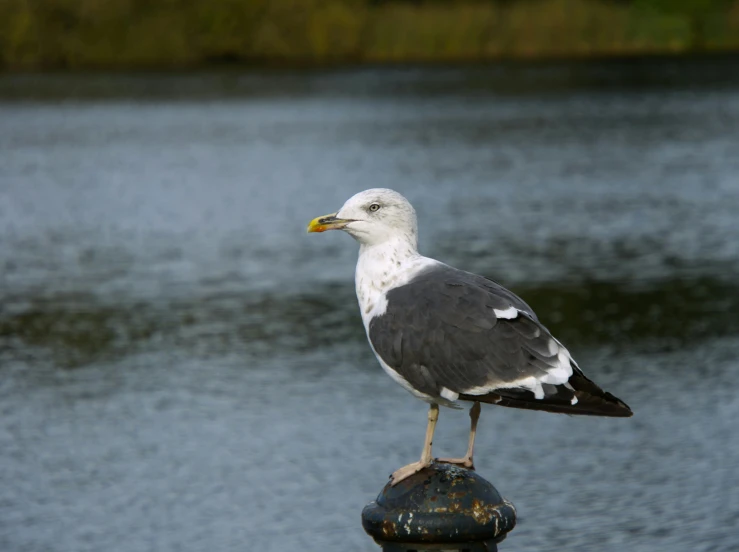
(437, 401, 481, 470)
(390, 403, 439, 486)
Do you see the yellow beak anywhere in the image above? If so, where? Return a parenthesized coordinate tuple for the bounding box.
(307, 213, 353, 233)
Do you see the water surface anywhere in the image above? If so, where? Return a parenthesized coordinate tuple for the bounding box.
(1, 62, 739, 552)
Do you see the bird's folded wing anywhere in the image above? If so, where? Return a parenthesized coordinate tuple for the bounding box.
(368, 265, 631, 416)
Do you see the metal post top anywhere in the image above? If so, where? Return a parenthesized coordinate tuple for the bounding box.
(361, 463, 516, 549)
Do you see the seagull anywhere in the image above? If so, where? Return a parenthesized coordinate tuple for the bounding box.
(308, 188, 632, 485)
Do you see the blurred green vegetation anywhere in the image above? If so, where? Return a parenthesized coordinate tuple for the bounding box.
(633, 0, 734, 49)
(0, 0, 738, 69)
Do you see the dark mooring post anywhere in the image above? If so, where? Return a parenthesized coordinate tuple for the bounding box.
(362, 463, 516, 551)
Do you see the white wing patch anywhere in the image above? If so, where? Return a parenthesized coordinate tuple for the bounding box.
(493, 306, 518, 319)
(440, 387, 459, 402)
(540, 349, 574, 384)
(461, 337, 575, 400)
(463, 376, 544, 399)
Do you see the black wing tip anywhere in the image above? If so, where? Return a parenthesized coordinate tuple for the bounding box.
(601, 392, 634, 417)
(590, 400, 633, 418)
(461, 391, 634, 418)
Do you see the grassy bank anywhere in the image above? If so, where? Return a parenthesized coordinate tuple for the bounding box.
(1, 0, 739, 70)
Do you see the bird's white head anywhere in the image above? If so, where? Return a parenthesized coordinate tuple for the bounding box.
(308, 188, 418, 249)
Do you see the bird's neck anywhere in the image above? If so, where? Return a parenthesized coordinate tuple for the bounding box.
(355, 238, 433, 326)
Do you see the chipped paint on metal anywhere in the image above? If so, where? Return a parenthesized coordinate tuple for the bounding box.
(381, 519, 397, 539)
(361, 462, 516, 546)
(403, 512, 414, 534)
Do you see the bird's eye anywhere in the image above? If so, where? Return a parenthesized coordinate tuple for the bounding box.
(369, 203, 381, 212)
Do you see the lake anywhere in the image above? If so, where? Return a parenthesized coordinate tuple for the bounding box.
(1, 60, 739, 552)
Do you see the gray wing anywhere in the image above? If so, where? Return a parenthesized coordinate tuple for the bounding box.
(368, 265, 632, 417)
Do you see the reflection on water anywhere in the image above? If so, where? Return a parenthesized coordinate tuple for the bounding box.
(1, 64, 739, 552)
(2, 275, 739, 369)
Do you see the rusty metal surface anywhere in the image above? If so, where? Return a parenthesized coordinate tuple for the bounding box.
(362, 463, 516, 547)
